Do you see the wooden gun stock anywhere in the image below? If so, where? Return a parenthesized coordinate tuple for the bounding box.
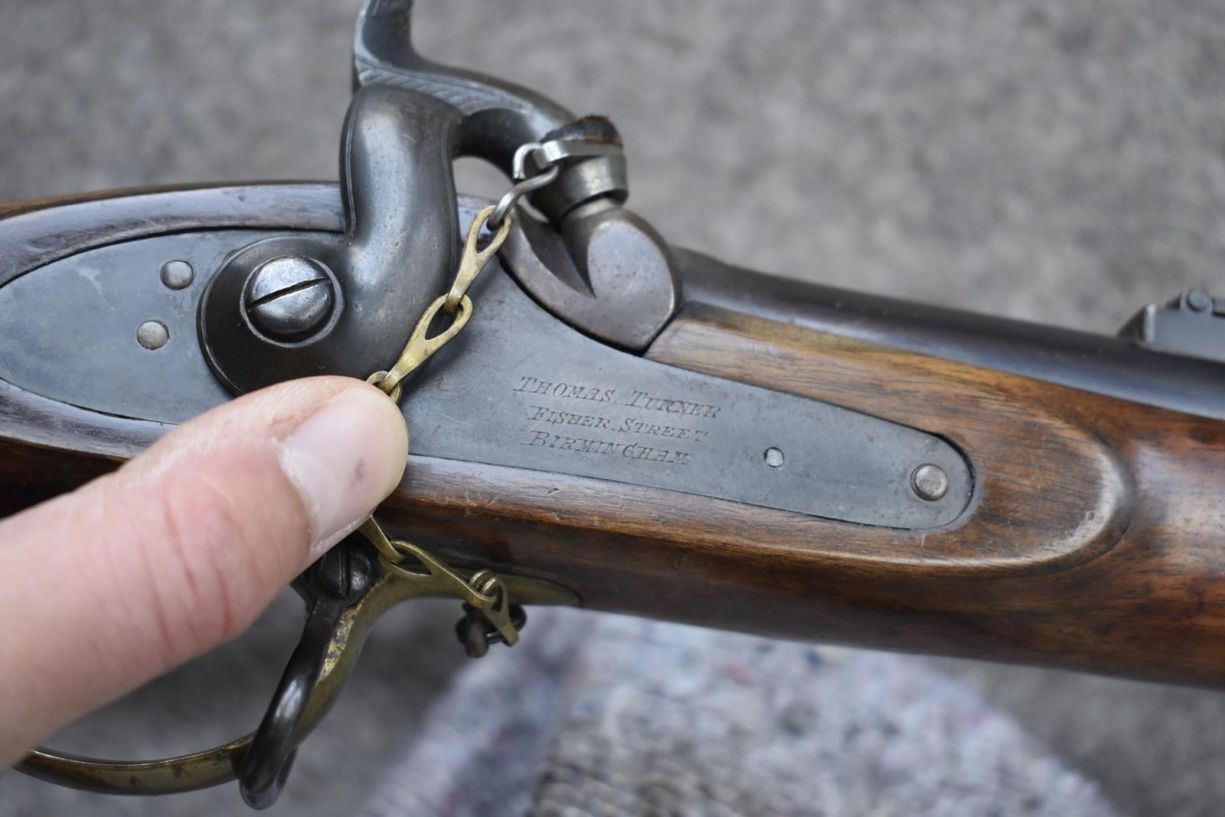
(2, 186, 1224, 687)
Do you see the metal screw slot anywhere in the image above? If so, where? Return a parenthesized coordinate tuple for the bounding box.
(243, 256, 337, 341)
(910, 463, 949, 501)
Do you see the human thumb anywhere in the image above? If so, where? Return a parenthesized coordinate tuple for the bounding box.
(0, 376, 408, 765)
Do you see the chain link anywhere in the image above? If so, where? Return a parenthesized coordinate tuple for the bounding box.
(16, 139, 577, 803)
(367, 146, 557, 401)
(359, 155, 565, 649)
(488, 141, 563, 229)
(355, 517, 519, 646)
(366, 204, 510, 402)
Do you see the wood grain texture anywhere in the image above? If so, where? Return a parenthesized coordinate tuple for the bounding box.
(638, 304, 1225, 683)
(4, 186, 1225, 685)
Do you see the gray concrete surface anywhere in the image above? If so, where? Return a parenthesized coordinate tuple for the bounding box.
(1, 1, 1225, 815)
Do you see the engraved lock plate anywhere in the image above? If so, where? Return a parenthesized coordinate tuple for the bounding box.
(0, 212, 973, 530)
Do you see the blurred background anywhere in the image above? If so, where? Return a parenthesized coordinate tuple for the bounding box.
(2, 1, 1225, 815)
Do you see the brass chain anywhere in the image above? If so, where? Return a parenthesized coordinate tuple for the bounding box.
(357, 141, 570, 646)
(365, 205, 512, 403)
(14, 149, 569, 801)
(358, 199, 533, 648)
(357, 517, 519, 645)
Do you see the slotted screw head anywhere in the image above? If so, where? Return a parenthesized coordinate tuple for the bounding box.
(243, 256, 336, 341)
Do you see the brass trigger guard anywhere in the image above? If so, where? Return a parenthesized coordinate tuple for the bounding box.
(17, 533, 578, 800)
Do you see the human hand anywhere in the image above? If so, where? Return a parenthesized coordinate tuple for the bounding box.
(0, 377, 408, 766)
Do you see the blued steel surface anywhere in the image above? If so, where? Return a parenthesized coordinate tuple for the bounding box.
(0, 215, 971, 529)
(399, 262, 973, 529)
(4, 182, 1222, 423)
(353, 0, 573, 166)
(0, 228, 241, 421)
(500, 199, 679, 351)
(678, 249, 1225, 421)
(197, 86, 461, 393)
(350, 0, 680, 352)
(1119, 290, 1225, 365)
